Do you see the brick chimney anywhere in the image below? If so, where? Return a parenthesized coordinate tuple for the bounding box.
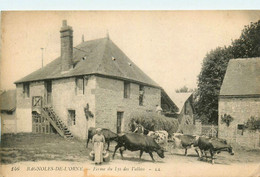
(60, 20, 73, 72)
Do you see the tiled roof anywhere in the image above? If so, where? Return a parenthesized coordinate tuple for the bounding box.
(167, 92, 193, 113)
(15, 37, 159, 88)
(220, 58, 260, 96)
(0, 89, 16, 111)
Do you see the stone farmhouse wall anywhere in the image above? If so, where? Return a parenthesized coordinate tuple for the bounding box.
(95, 76, 161, 133)
(218, 97, 260, 148)
(51, 76, 96, 139)
(16, 81, 45, 132)
(16, 75, 161, 139)
(16, 76, 96, 139)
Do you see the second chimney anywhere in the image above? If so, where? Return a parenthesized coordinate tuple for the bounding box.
(60, 20, 73, 72)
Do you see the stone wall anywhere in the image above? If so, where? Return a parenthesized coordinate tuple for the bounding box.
(1, 112, 16, 134)
(15, 77, 96, 139)
(218, 97, 260, 148)
(16, 82, 45, 132)
(52, 76, 96, 139)
(15, 75, 161, 139)
(95, 76, 161, 133)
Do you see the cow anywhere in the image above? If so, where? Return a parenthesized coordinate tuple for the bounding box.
(196, 137, 234, 164)
(86, 127, 118, 151)
(170, 133, 200, 156)
(147, 130, 168, 151)
(112, 133, 165, 161)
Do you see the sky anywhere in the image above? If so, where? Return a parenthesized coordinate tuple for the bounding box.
(1, 11, 260, 94)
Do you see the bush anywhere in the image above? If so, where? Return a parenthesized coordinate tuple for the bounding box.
(128, 111, 179, 135)
(245, 116, 260, 131)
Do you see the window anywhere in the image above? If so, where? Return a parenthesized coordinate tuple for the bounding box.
(184, 102, 190, 115)
(23, 83, 30, 98)
(124, 81, 130, 98)
(139, 85, 144, 105)
(76, 77, 84, 95)
(68, 110, 76, 126)
(237, 124, 245, 135)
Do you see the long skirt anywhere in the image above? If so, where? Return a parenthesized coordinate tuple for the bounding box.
(94, 142, 104, 163)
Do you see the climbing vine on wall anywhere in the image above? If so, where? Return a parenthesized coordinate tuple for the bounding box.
(245, 116, 260, 131)
(221, 114, 234, 127)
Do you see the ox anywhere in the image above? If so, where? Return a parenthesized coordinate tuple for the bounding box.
(112, 133, 165, 161)
(197, 137, 234, 164)
(86, 127, 118, 150)
(170, 133, 200, 156)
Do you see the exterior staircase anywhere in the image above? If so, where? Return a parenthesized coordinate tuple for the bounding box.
(41, 106, 74, 139)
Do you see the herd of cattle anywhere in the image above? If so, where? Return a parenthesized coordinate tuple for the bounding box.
(87, 127, 234, 164)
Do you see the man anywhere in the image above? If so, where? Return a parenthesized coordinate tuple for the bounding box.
(156, 104, 163, 115)
(133, 121, 144, 134)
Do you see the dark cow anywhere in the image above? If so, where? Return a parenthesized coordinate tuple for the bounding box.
(197, 137, 234, 164)
(170, 133, 200, 156)
(86, 127, 118, 150)
(112, 133, 165, 161)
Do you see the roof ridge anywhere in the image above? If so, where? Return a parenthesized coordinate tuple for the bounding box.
(94, 38, 109, 73)
(15, 37, 160, 88)
(107, 40, 159, 86)
(230, 57, 260, 61)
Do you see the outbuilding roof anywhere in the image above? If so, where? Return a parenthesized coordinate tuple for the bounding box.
(15, 37, 159, 88)
(220, 58, 260, 96)
(167, 92, 193, 114)
(0, 89, 16, 112)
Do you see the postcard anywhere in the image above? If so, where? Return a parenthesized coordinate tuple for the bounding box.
(1, 11, 260, 177)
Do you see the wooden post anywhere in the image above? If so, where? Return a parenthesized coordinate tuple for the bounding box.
(211, 125, 213, 137)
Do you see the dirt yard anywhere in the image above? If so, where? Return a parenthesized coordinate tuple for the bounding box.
(1, 133, 260, 177)
(0, 133, 90, 164)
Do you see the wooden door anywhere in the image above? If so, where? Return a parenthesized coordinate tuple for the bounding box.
(32, 112, 53, 134)
(117, 112, 124, 133)
(32, 96, 42, 113)
(32, 96, 53, 134)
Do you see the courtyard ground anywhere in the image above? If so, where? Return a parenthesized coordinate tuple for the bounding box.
(1, 133, 260, 177)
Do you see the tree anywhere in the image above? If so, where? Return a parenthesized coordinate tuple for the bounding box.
(176, 86, 188, 93)
(175, 86, 195, 93)
(195, 20, 260, 124)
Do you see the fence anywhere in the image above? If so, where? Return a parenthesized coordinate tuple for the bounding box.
(194, 121, 260, 149)
(194, 120, 218, 137)
(201, 125, 218, 137)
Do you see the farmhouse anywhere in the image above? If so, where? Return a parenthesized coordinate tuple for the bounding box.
(218, 58, 260, 148)
(169, 92, 195, 125)
(14, 20, 176, 139)
(0, 90, 16, 134)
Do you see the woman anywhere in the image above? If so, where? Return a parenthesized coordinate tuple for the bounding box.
(92, 128, 105, 165)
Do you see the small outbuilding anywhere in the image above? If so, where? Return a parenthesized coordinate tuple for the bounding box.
(219, 58, 260, 148)
(167, 92, 195, 125)
(0, 90, 16, 134)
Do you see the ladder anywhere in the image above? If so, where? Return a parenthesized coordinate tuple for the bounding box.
(41, 106, 73, 139)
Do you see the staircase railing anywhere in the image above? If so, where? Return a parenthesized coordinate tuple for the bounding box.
(41, 106, 73, 138)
